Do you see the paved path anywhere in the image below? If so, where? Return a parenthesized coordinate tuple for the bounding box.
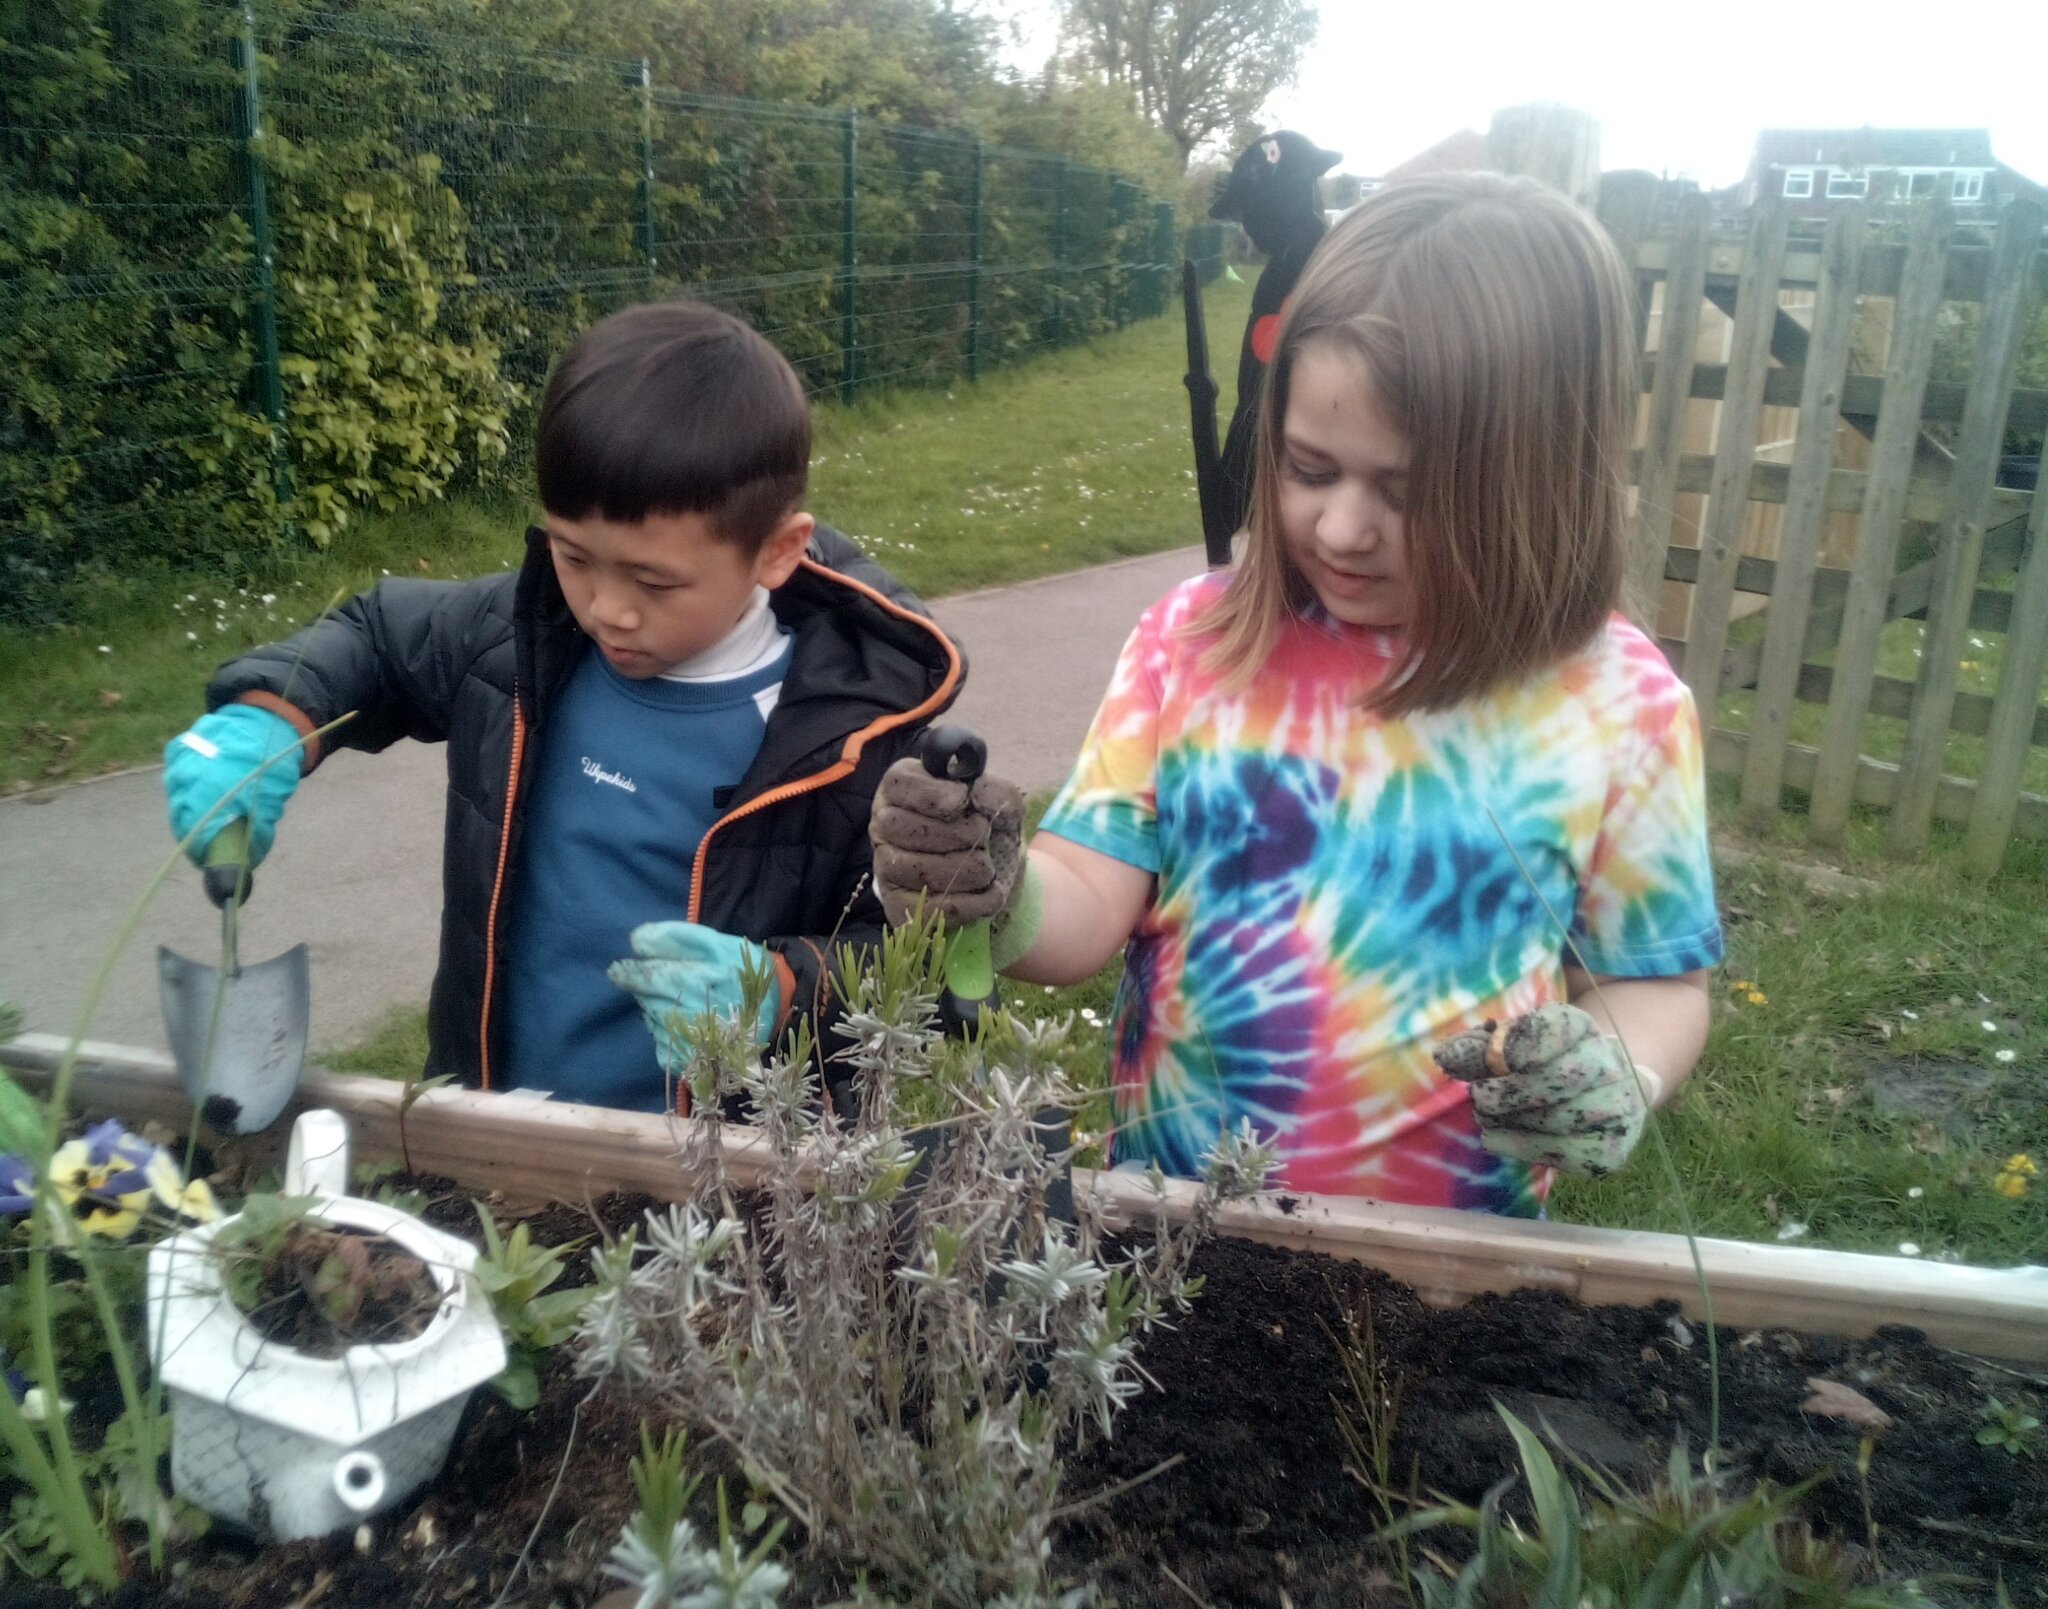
(0, 547, 1205, 1056)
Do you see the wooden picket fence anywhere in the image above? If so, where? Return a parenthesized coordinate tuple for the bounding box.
(1595, 178, 2048, 872)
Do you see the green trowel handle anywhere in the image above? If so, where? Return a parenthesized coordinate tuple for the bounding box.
(201, 817, 255, 910)
(919, 723, 999, 1037)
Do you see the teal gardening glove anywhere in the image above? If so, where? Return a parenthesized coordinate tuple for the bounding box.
(607, 922, 786, 1075)
(163, 705, 305, 865)
(1432, 1003, 1662, 1178)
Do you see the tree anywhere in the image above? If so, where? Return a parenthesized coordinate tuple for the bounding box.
(1055, 0, 1317, 170)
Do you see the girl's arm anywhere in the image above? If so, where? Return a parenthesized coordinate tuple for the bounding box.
(1001, 834, 1155, 986)
(1563, 967, 1712, 1105)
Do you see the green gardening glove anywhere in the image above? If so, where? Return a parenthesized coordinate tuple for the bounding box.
(1432, 1003, 1661, 1178)
(607, 922, 786, 1077)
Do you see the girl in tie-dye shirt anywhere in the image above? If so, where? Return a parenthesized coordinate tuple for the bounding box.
(870, 175, 1723, 1214)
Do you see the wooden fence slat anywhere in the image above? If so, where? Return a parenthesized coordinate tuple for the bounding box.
(1642, 360, 2048, 439)
(1742, 205, 1865, 826)
(1645, 451, 2032, 528)
(1635, 234, 2048, 305)
(1889, 201, 2047, 854)
(1595, 170, 1662, 353)
(1628, 194, 1711, 623)
(1682, 200, 1790, 706)
(1708, 727, 2048, 841)
(1807, 200, 1954, 844)
(1690, 512, 2030, 700)
(1966, 479, 2048, 869)
(1788, 660, 2048, 747)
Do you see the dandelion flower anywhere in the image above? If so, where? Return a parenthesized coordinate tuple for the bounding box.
(1747, 990, 1768, 1006)
(1907, 1186, 1924, 1198)
(1994, 1172, 2030, 1199)
(1996, 1048, 2017, 1064)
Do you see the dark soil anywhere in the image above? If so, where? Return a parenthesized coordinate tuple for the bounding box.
(227, 1222, 440, 1358)
(31, 1184, 2042, 1607)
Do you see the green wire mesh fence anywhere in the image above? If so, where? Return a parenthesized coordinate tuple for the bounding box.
(0, 1, 1182, 622)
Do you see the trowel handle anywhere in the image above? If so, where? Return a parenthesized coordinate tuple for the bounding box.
(202, 817, 255, 910)
(917, 725, 998, 1038)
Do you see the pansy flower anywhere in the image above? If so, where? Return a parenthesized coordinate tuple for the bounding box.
(48, 1123, 154, 1239)
(0, 1122, 219, 1237)
(0, 1154, 33, 1216)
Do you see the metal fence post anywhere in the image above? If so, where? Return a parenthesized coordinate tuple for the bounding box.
(233, 0, 289, 504)
(636, 59, 658, 289)
(1110, 179, 1132, 327)
(1051, 157, 1069, 350)
(840, 109, 859, 397)
(1152, 201, 1176, 320)
(967, 139, 986, 382)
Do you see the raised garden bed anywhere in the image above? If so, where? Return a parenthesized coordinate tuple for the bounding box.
(4, 1035, 2046, 1606)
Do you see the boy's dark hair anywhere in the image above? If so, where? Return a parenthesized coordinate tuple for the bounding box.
(536, 301, 810, 549)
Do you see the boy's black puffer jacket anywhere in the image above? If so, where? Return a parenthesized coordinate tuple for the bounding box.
(207, 524, 962, 1098)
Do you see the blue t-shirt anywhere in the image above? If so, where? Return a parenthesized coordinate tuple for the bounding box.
(502, 641, 792, 1110)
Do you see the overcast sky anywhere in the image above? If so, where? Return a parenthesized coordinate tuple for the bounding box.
(994, 0, 2048, 187)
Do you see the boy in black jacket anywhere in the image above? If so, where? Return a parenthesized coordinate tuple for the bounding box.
(163, 302, 962, 1112)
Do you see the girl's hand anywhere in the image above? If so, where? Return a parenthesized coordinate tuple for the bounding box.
(869, 757, 1027, 926)
(1432, 1004, 1660, 1177)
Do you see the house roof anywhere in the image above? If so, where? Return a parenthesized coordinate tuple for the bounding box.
(1754, 127, 1997, 169)
(1384, 128, 1489, 182)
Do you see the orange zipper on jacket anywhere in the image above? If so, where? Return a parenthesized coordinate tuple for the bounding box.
(481, 559, 961, 1096)
(477, 694, 527, 1090)
(686, 557, 963, 924)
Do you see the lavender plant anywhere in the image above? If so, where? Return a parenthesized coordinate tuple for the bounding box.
(575, 918, 1276, 1607)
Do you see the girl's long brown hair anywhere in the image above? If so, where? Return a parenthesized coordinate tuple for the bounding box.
(1191, 172, 1635, 715)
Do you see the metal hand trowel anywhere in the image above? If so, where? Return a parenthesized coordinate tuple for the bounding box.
(158, 818, 310, 1135)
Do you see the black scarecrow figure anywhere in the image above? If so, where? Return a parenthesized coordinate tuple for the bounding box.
(1204, 130, 1342, 545)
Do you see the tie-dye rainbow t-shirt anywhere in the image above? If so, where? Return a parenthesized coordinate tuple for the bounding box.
(1039, 575, 1723, 1215)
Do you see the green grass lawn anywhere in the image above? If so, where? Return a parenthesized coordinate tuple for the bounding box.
(0, 283, 1247, 794)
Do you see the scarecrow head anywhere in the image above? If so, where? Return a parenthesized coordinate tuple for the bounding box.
(1209, 131, 1341, 255)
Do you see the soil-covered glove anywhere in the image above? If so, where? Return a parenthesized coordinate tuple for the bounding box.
(608, 922, 786, 1069)
(163, 704, 305, 866)
(869, 756, 1029, 932)
(1432, 1003, 1662, 1178)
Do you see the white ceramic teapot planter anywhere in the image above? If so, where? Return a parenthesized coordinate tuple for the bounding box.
(146, 1110, 507, 1541)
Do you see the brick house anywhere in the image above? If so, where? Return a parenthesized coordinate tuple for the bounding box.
(1743, 128, 2046, 216)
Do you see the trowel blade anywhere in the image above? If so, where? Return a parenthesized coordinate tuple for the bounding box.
(157, 942, 311, 1136)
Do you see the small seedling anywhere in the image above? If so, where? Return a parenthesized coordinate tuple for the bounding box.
(470, 1204, 590, 1409)
(1976, 1395, 2041, 1458)
(604, 1423, 789, 1609)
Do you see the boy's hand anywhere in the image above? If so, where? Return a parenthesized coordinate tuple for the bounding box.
(163, 705, 305, 865)
(607, 922, 787, 1066)
(1432, 1003, 1661, 1178)
(869, 757, 1026, 927)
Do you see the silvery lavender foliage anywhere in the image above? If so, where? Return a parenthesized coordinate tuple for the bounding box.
(575, 919, 1276, 1607)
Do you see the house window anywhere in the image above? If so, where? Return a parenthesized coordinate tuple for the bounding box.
(1826, 170, 1868, 199)
(1954, 170, 1985, 202)
(1908, 172, 1942, 198)
(1782, 168, 1814, 199)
